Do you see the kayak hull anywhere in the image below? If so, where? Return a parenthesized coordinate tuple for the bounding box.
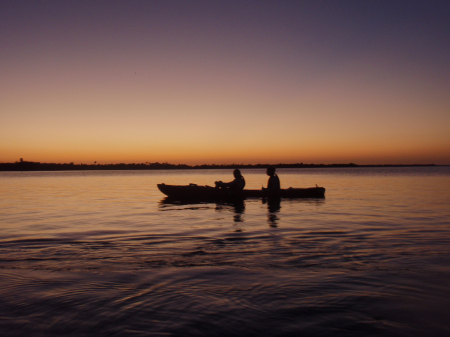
(157, 184, 325, 200)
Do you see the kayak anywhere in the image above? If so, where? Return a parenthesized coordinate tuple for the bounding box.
(157, 183, 325, 200)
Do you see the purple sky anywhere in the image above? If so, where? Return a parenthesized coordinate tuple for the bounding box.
(1, 1, 449, 164)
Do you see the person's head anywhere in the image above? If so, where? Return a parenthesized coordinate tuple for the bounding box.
(267, 166, 276, 176)
(233, 169, 242, 179)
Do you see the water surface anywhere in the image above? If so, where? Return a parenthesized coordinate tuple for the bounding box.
(1, 167, 449, 336)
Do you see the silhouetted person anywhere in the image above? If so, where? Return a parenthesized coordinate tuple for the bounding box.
(215, 169, 246, 191)
(265, 166, 280, 192)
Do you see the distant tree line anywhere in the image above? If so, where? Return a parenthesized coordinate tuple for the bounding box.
(0, 159, 436, 171)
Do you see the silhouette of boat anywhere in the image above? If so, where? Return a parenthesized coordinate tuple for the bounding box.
(157, 183, 325, 200)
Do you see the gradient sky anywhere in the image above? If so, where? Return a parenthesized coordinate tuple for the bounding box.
(1, 0, 449, 165)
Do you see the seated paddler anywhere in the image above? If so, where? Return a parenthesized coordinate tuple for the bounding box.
(215, 169, 246, 192)
(264, 166, 280, 192)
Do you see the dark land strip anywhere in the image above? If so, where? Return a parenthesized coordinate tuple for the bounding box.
(0, 160, 438, 171)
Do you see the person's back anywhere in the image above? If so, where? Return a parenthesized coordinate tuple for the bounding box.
(229, 169, 245, 191)
(266, 166, 280, 191)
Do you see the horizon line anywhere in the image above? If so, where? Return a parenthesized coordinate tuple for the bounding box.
(0, 160, 442, 170)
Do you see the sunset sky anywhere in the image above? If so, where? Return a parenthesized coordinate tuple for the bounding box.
(1, 1, 449, 165)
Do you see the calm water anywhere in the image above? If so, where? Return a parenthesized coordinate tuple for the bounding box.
(1, 167, 449, 336)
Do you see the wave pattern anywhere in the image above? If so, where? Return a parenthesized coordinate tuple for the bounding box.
(0, 168, 449, 336)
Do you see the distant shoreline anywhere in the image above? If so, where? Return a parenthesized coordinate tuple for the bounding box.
(0, 161, 440, 171)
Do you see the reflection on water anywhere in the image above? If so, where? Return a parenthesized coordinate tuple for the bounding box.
(264, 197, 281, 227)
(159, 197, 247, 223)
(0, 167, 449, 336)
(159, 196, 325, 227)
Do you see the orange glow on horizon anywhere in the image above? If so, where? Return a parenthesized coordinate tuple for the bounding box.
(2, 140, 448, 166)
(1, 2, 449, 166)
